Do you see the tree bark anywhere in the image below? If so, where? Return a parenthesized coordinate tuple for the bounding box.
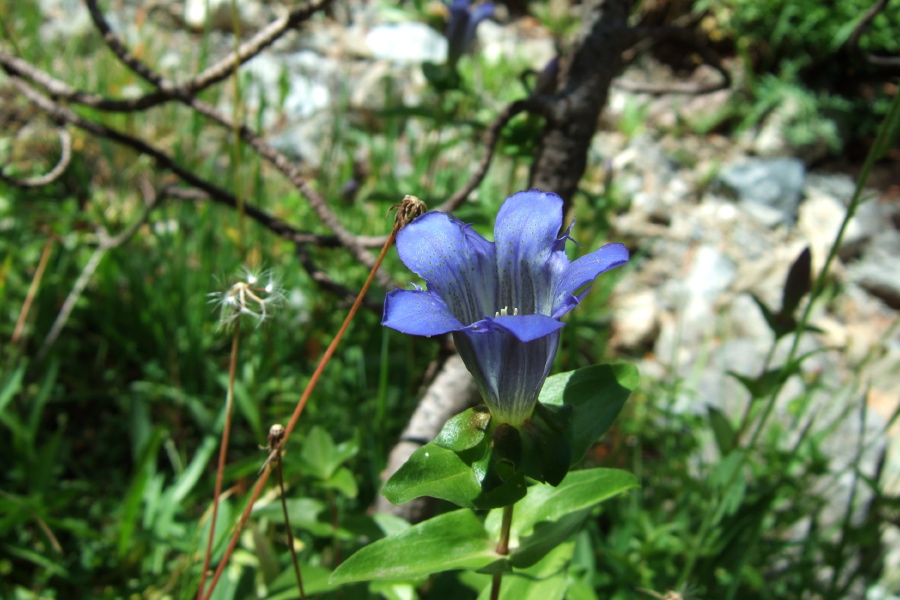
(530, 0, 633, 215)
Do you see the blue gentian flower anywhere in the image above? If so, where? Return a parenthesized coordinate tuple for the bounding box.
(383, 190, 630, 426)
(445, 0, 495, 67)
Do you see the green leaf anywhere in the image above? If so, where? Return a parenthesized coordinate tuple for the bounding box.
(330, 509, 497, 584)
(252, 521, 281, 585)
(710, 451, 747, 518)
(382, 442, 527, 510)
(268, 563, 335, 599)
(781, 246, 811, 316)
(707, 405, 736, 455)
(485, 469, 639, 568)
(323, 466, 359, 499)
(253, 498, 339, 538)
(519, 411, 571, 486)
(369, 581, 419, 600)
(538, 364, 639, 465)
(434, 406, 491, 452)
(299, 426, 339, 480)
(372, 512, 411, 537)
(728, 369, 789, 400)
(750, 293, 794, 340)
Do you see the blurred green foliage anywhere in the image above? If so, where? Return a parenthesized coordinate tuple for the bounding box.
(694, 0, 899, 145)
(1, 0, 897, 598)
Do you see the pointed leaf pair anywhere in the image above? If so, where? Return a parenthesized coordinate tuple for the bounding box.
(330, 509, 498, 584)
(335, 468, 638, 586)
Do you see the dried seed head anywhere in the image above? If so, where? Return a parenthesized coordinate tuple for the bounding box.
(389, 195, 428, 232)
(208, 267, 284, 330)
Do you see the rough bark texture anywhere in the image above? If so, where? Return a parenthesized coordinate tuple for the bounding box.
(374, 354, 479, 523)
(530, 0, 633, 215)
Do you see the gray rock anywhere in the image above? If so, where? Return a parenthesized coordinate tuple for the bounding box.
(718, 158, 806, 226)
(848, 229, 900, 309)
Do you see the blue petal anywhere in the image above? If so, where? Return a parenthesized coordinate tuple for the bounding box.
(453, 326, 561, 425)
(382, 288, 466, 336)
(489, 314, 565, 343)
(396, 211, 496, 325)
(552, 243, 630, 317)
(494, 190, 565, 316)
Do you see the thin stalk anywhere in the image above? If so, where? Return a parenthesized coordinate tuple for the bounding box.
(201, 197, 423, 600)
(327, 490, 342, 567)
(229, 0, 245, 249)
(275, 451, 305, 600)
(197, 320, 241, 600)
(490, 504, 514, 600)
(734, 340, 777, 445)
(11, 235, 54, 348)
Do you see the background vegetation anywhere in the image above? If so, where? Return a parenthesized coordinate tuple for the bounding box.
(1, 0, 898, 598)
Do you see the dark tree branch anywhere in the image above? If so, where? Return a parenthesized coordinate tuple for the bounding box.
(81, 0, 392, 286)
(433, 98, 538, 214)
(3, 76, 359, 257)
(72, 0, 333, 112)
(529, 0, 633, 214)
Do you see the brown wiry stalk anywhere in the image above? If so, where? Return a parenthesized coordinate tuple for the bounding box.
(196, 320, 241, 600)
(200, 197, 426, 600)
(267, 424, 306, 600)
(11, 236, 55, 349)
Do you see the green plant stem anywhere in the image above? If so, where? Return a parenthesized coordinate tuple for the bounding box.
(276, 455, 306, 600)
(734, 340, 777, 445)
(676, 87, 900, 591)
(197, 319, 241, 600)
(229, 0, 245, 250)
(490, 504, 514, 600)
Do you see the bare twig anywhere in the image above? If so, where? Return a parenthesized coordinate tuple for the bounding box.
(11, 236, 55, 348)
(81, 0, 388, 285)
(613, 25, 731, 95)
(529, 0, 633, 214)
(62, 0, 333, 112)
(197, 319, 242, 600)
(296, 244, 381, 310)
(0, 128, 72, 187)
(433, 99, 536, 214)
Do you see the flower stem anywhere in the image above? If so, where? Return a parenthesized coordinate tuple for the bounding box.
(490, 504, 514, 600)
(197, 319, 241, 600)
(275, 452, 305, 600)
(199, 196, 425, 600)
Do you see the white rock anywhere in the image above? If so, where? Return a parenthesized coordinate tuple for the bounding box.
(184, 0, 263, 32)
(610, 289, 660, 350)
(365, 22, 447, 63)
